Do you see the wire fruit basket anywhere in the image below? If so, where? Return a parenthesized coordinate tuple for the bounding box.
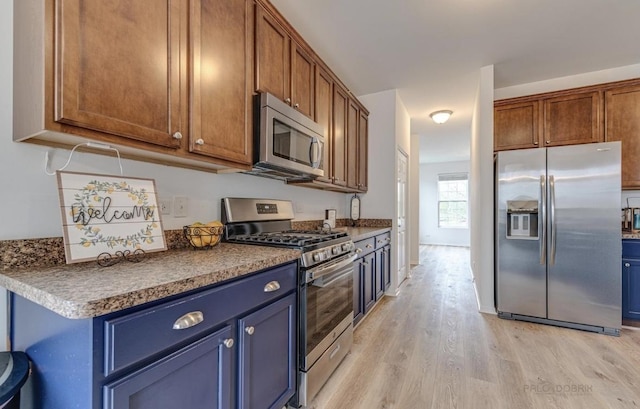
(183, 225, 224, 249)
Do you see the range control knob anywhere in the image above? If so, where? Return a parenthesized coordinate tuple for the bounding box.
(332, 246, 340, 255)
(313, 253, 321, 262)
(342, 243, 351, 251)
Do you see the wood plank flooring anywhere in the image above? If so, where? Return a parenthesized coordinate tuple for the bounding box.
(307, 245, 640, 409)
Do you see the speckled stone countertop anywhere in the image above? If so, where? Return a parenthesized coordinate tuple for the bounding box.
(623, 233, 640, 239)
(0, 243, 300, 320)
(339, 226, 392, 241)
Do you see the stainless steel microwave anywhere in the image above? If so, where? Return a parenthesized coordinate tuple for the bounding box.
(250, 92, 325, 180)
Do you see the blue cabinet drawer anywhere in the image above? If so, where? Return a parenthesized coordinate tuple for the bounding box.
(104, 262, 297, 376)
(374, 232, 391, 249)
(354, 238, 376, 257)
(623, 239, 640, 258)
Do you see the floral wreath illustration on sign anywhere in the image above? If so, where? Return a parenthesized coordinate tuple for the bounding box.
(70, 179, 158, 249)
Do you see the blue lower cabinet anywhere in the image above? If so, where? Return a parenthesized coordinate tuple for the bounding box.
(238, 293, 296, 409)
(104, 326, 233, 409)
(623, 258, 640, 320)
(362, 253, 376, 315)
(10, 261, 298, 409)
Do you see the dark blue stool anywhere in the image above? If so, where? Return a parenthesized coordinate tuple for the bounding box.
(0, 352, 30, 409)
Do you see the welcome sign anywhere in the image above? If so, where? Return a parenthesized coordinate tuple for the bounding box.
(57, 171, 167, 264)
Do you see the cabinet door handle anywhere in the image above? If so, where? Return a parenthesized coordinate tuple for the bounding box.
(355, 248, 362, 254)
(223, 338, 234, 349)
(195, 138, 205, 146)
(625, 263, 631, 267)
(245, 326, 255, 335)
(263, 280, 281, 292)
(362, 261, 369, 266)
(377, 240, 383, 244)
(294, 103, 299, 109)
(172, 131, 183, 140)
(285, 97, 291, 104)
(546, 140, 550, 144)
(173, 311, 204, 330)
(385, 238, 391, 242)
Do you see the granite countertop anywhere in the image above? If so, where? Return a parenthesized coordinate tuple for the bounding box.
(339, 226, 392, 241)
(0, 243, 300, 320)
(623, 233, 640, 239)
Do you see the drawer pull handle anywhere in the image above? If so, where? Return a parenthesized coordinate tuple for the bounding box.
(245, 326, 255, 335)
(223, 338, 234, 349)
(263, 281, 281, 292)
(329, 343, 341, 359)
(625, 262, 631, 267)
(172, 311, 204, 330)
(366, 244, 373, 249)
(386, 238, 391, 242)
(355, 248, 362, 254)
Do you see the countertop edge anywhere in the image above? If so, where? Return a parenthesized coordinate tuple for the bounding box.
(0, 250, 300, 320)
(346, 227, 392, 241)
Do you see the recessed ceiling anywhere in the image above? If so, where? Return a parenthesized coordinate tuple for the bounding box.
(270, 0, 640, 163)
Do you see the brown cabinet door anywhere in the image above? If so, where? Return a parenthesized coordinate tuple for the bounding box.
(357, 111, 369, 192)
(606, 84, 640, 189)
(290, 42, 315, 119)
(494, 101, 540, 151)
(315, 67, 333, 183)
(543, 91, 602, 147)
(55, 0, 186, 148)
(332, 86, 348, 186)
(255, 5, 290, 102)
(189, 0, 253, 165)
(346, 99, 359, 189)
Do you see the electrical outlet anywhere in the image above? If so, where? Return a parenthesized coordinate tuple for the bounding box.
(159, 199, 172, 216)
(174, 196, 188, 218)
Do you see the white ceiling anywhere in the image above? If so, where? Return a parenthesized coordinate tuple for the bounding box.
(270, 0, 640, 163)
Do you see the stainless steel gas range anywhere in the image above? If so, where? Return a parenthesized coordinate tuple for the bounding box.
(222, 198, 355, 407)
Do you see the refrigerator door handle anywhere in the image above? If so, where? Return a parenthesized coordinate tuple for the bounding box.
(549, 174, 557, 266)
(540, 175, 546, 265)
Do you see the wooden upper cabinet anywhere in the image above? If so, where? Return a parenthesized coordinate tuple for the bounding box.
(290, 42, 315, 119)
(357, 110, 368, 192)
(543, 91, 601, 147)
(494, 101, 540, 151)
(605, 83, 640, 189)
(315, 66, 333, 183)
(255, 3, 315, 119)
(346, 99, 359, 189)
(255, 5, 290, 102)
(55, 0, 187, 149)
(332, 85, 348, 186)
(189, 0, 253, 165)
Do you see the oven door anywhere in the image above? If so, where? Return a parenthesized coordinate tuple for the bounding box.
(301, 253, 355, 370)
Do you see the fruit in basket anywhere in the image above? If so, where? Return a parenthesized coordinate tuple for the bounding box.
(184, 220, 223, 248)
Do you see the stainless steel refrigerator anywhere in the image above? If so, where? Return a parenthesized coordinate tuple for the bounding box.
(495, 141, 621, 335)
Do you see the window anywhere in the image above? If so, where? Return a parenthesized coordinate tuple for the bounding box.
(438, 173, 468, 228)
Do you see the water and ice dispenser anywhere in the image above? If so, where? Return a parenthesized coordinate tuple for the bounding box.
(506, 200, 538, 240)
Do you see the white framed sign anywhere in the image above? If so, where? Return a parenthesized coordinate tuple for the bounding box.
(56, 171, 167, 264)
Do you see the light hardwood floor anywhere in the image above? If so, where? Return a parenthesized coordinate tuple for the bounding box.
(307, 245, 640, 409)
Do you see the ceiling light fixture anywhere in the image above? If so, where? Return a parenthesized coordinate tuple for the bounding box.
(430, 110, 453, 124)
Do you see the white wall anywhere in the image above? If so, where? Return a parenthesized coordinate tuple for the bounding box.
(419, 160, 470, 247)
(0, 0, 12, 350)
(358, 89, 412, 294)
(409, 133, 420, 265)
(495, 63, 640, 100)
(470, 65, 495, 314)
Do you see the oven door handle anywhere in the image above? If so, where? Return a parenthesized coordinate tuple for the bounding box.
(306, 253, 357, 284)
(311, 268, 353, 288)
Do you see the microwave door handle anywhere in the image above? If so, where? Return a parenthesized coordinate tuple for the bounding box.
(309, 138, 321, 169)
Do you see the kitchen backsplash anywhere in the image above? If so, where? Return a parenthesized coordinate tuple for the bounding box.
(1, 219, 391, 271)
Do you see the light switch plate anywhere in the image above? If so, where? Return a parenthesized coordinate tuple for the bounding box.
(159, 199, 172, 215)
(174, 196, 188, 218)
